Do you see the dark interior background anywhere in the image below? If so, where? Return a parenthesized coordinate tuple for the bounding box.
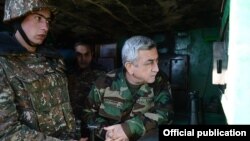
(0, 0, 223, 48)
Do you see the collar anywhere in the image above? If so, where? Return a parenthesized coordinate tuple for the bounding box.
(0, 32, 27, 55)
(117, 67, 152, 97)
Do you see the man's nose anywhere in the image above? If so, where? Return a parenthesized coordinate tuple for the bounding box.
(152, 62, 159, 72)
(41, 19, 49, 32)
(43, 24, 49, 32)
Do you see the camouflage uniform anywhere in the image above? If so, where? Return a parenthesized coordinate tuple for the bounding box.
(67, 62, 106, 137)
(0, 32, 76, 141)
(68, 64, 106, 119)
(84, 68, 174, 140)
(0, 0, 79, 140)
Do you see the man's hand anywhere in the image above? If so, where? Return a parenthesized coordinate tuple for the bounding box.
(104, 124, 129, 141)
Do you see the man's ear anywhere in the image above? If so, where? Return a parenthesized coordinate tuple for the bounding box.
(125, 62, 134, 75)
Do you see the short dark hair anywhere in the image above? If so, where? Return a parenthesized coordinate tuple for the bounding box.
(74, 40, 95, 52)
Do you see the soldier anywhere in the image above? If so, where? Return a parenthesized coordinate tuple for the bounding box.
(68, 41, 106, 138)
(83, 35, 174, 141)
(0, 0, 86, 140)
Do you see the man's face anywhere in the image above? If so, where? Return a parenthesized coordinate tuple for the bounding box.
(75, 45, 93, 69)
(131, 47, 159, 84)
(21, 8, 51, 45)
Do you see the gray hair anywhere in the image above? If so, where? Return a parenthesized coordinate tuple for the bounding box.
(121, 35, 156, 66)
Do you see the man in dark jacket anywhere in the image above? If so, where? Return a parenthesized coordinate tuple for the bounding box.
(68, 41, 106, 137)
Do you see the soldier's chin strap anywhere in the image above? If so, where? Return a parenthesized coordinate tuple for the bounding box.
(13, 20, 39, 48)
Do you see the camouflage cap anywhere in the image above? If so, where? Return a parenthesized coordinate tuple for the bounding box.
(3, 0, 57, 23)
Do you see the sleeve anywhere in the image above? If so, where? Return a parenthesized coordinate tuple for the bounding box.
(0, 66, 66, 141)
(122, 73, 174, 139)
(83, 76, 107, 125)
(83, 76, 111, 140)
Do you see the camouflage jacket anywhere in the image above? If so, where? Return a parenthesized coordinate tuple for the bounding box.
(68, 65, 106, 119)
(0, 32, 76, 141)
(84, 68, 174, 140)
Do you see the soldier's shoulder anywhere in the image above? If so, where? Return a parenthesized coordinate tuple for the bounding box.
(0, 56, 11, 68)
(106, 69, 117, 78)
(95, 69, 119, 89)
(39, 46, 65, 60)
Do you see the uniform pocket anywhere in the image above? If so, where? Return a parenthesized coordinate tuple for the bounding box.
(98, 87, 133, 121)
(132, 93, 154, 114)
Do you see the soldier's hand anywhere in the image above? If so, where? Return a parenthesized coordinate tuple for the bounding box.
(104, 124, 128, 141)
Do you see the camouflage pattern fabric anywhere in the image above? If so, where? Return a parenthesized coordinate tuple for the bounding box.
(67, 64, 106, 138)
(84, 68, 174, 140)
(68, 66, 106, 119)
(0, 32, 76, 140)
